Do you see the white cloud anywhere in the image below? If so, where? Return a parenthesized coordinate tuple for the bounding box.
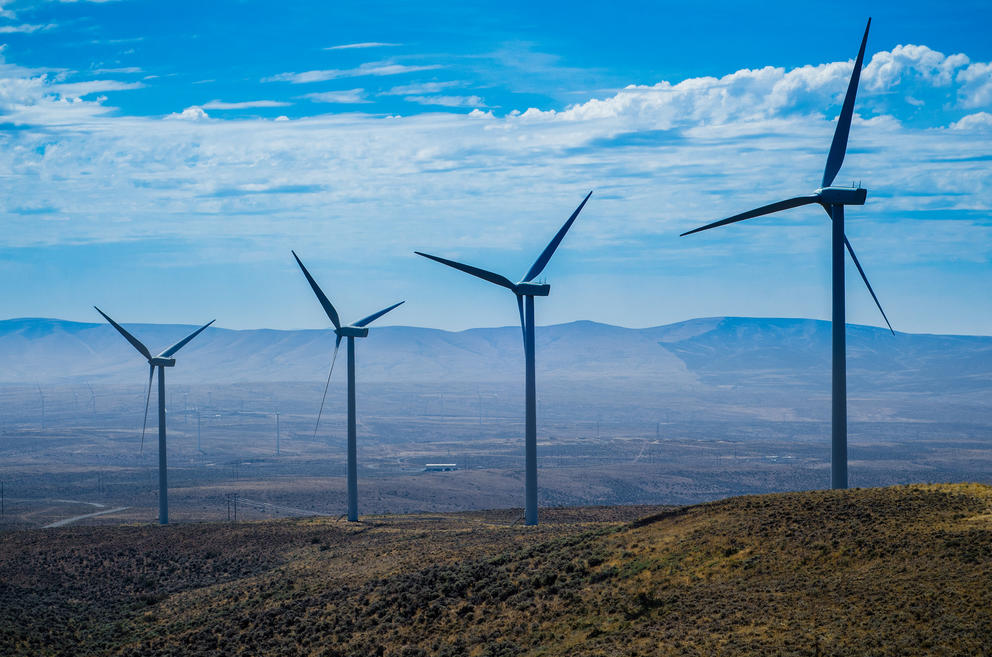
(302, 89, 369, 104)
(201, 99, 291, 109)
(263, 62, 442, 84)
(505, 44, 992, 130)
(404, 94, 484, 108)
(957, 62, 992, 109)
(325, 42, 400, 50)
(505, 63, 844, 127)
(0, 41, 988, 288)
(950, 112, 992, 131)
(863, 44, 969, 89)
(165, 105, 209, 120)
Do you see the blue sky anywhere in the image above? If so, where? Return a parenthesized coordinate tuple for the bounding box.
(0, 0, 990, 334)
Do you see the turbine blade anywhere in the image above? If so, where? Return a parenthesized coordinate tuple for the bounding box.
(524, 190, 593, 282)
(516, 294, 525, 342)
(680, 196, 820, 237)
(414, 251, 517, 291)
(139, 365, 153, 452)
(159, 319, 215, 358)
(292, 251, 341, 329)
(821, 18, 871, 188)
(94, 306, 152, 360)
(353, 301, 405, 327)
(844, 234, 894, 335)
(313, 344, 340, 441)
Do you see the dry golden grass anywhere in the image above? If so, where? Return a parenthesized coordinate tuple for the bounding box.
(2, 487, 991, 656)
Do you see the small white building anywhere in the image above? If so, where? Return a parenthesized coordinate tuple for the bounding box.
(424, 463, 457, 472)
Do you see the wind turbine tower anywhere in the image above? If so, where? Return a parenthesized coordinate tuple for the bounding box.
(94, 307, 214, 524)
(680, 19, 892, 489)
(292, 251, 404, 522)
(416, 191, 591, 525)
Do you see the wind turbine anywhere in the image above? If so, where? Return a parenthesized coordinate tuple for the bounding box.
(680, 18, 892, 490)
(94, 307, 214, 524)
(291, 251, 404, 522)
(416, 190, 592, 525)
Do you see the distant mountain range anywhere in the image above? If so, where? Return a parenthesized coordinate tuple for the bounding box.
(0, 317, 989, 394)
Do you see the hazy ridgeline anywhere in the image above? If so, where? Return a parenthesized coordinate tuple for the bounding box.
(0, 316, 989, 526)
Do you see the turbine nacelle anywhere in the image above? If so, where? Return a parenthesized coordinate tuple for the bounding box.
(815, 186, 867, 206)
(335, 325, 370, 339)
(149, 357, 176, 367)
(515, 282, 550, 296)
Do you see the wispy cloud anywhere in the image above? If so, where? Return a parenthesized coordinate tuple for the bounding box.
(86, 36, 144, 45)
(1, 41, 989, 301)
(470, 41, 593, 96)
(384, 81, 461, 95)
(92, 66, 143, 74)
(405, 94, 485, 108)
(302, 89, 369, 104)
(0, 23, 56, 33)
(199, 184, 326, 198)
(9, 205, 58, 215)
(263, 61, 442, 84)
(325, 42, 400, 50)
(49, 79, 145, 97)
(201, 99, 291, 110)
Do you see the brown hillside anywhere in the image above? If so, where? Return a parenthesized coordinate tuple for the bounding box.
(1, 486, 990, 656)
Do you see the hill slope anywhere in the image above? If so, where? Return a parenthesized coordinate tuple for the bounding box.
(0, 317, 990, 393)
(1, 484, 990, 656)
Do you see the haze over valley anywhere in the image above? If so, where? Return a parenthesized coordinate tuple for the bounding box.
(1, 316, 988, 527)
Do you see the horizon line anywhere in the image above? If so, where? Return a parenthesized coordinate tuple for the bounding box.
(0, 315, 988, 338)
